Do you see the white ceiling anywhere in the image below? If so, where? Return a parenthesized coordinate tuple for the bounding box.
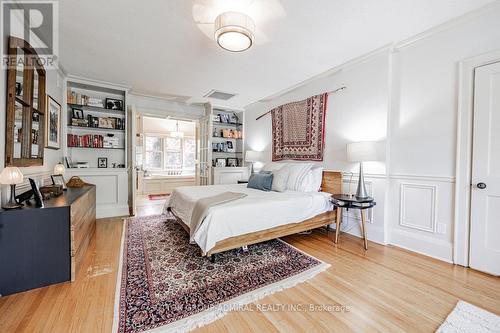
(59, 0, 493, 108)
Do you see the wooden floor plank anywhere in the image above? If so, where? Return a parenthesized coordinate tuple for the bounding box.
(0, 205, 499, 333)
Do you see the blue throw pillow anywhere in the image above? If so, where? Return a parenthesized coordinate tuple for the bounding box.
(247, 172, 274, 191)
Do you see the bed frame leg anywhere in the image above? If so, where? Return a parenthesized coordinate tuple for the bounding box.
(210, 254, 216, 263)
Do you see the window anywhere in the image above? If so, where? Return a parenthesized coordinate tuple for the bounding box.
(143, 135, 196, 173)
(165, 137, 182, 169)
(145, 136, 162, 170)
(183, 138, 196, 169)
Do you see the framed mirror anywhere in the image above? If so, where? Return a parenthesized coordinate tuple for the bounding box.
(5, 36, 46, 166)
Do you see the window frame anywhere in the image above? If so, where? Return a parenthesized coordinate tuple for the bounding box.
(143, 134, 196, 172)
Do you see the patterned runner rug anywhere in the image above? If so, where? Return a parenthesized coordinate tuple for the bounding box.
(113, 214, 329, 333)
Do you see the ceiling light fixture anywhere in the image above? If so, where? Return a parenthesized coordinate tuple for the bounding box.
(214, 11, 255, 52)
(170, 120, 184, 138)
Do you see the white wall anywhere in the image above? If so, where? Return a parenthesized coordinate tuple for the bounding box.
(1, 32, 65, 204)
(245, 50, 390, 244)
(129, 93, 204, 119)
(244, 4, 500, 262)
(386, 4, 500, 261)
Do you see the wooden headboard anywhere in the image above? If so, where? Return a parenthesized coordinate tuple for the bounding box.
(321, 171, 342, 195)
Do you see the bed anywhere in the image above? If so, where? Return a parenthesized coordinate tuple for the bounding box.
(166, 170, 342, 257)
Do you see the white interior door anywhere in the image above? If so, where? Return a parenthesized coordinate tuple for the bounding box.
(197, 111, 212, 186)
(469, 61, 500, 276)
(127, 104, 137, 216)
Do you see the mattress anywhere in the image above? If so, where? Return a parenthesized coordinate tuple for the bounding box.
(166, 184, 333, 253)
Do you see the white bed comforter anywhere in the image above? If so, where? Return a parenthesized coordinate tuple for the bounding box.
(166, 184, 333, 253)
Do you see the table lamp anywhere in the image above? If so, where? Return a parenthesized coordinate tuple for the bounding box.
(346, 142, 378, 198)
(54, 162, 65, 175)
(245, 150, 262, 175)
(0, 166, 24, 209)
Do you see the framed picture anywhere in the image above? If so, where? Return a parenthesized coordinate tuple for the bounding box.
(29, 178, 44, 207)
(51, 174, 67, 190)
(98, 117, 114, 129)
(64, 156, 73, 168)
(230, 113, 239, 124)
(98, 157, 108, 168)
(215, 158, 226, 167)
(226, 140, 235, 153)
(212, 114, 221, 123)
(105, 98, 123, 111)
(227, 158, 238, 167)
(72, 108, 84, 119)
(45, 95, 61, 149)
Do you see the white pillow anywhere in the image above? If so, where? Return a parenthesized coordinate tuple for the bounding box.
(285, 162, 314, 191)
(271, 166, 290, 192)
(297, 166, 323, 192)
(311, 166, 324, 192)
(263, 162, 286, 172)
(297, 171, 313, 192)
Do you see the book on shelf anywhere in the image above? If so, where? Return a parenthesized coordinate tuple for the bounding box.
(67, 133, 105, 148)
(66, 88, 105, 108)
(70, 116, 125, 130)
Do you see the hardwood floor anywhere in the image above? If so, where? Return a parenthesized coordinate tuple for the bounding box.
(1, 202, 499, 332)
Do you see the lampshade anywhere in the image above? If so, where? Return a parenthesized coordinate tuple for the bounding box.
(0, 166, 24, 185)
(346, 142, 378, 162)
(214, 12, 255, 52)
(54, 162, 65, 175)
(245, 150, 262, 162)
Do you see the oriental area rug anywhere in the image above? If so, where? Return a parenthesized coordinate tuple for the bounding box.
(112, 213, 329, 333)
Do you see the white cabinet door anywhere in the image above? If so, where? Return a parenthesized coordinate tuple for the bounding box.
(470, 61, 500, 276)
(213, 167, 249, 185)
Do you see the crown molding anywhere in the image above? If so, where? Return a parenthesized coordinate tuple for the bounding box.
(394, 1, 500, 51)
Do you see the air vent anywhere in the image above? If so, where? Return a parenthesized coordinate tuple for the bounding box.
(204, 90, 237, 100)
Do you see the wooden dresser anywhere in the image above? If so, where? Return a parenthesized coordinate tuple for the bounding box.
(0, 185, 96, 296)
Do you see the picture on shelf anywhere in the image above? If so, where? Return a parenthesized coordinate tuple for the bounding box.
(72, 108, 84, 119)
(230, 113, 239, 124)
(106, 98, 123, 111)
(226, 141, 235, 153)
(212, 114, 221, 123)
(51, 174, 67, 190)
(215, 158, 226, 167)
(98, 117, 114, 129)
(227, 158, 238, 167)
(46, 95, 61, 149)
(64, 156, 73, 168)
(15, 82, 22, 96)
(98, 157, 108, 168)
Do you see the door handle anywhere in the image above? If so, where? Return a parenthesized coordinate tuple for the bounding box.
(477, 182, 487, 189)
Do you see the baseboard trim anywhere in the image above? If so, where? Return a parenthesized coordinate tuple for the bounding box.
(97, 204, 130, 219)
(389, 229, 453, 263)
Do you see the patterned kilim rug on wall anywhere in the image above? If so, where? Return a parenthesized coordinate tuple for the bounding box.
(112, 213, 329, 333)
(271, 92, 328, 161)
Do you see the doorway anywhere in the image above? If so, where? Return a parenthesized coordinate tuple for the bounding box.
(134, 115, 197, 215)
(469, 61, 500, 276)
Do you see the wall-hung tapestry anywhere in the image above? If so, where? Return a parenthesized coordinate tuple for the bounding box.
(271, 92, 328, 161)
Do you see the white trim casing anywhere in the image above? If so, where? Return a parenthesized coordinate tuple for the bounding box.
(454, 49, 500, 266)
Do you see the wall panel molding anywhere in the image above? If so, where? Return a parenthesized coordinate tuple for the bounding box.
(399, 183, 437, 233)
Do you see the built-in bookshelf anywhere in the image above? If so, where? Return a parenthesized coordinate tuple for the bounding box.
(211, 108, 244, 168)
(65, 79, 127, 168)
(63, 77, 130, 218)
